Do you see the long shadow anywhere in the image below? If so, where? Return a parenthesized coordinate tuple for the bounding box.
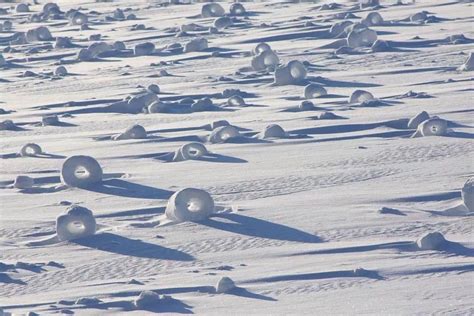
(290, 120, 407, 135)
(446, 132, 474, 139)
(291, 241, 417, 256)
(244, 269, 383, 284)
(96, 206, 166, 219)
(388, 191, 461, 203)
(196, 153, 248, 163)
(440, 242, 474, 257)
(73, 232, 194, 261)
(84, 179, 173, 200)
(407, 263, 474, 275)
(308, 76, 383, 88)
(199, 213, 321, 243)
(0, 273, 26, 285)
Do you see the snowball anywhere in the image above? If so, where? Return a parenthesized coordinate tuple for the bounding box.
(349, 90, 375, 104)
(214, 17, 233, 30)
(458, 52, 473, 71)
(216, 277, 235, 293)
(201, 3, 225, 18)
(14, 176, 34, 189)
(43, 2, 60, 15)
(412, 117, 448, 137)
(70, 12, 88, 25)
(363, 12, 383, 26)
(61, 155, 103, 188)
(211, 120, 230, 130)
(416, 232, 446, 250)
(408, 111, 430, 129)
(56, 205, 96, 241)
(461, 178, 474, 212)
(20, 143, 42, 157)
(42, 114, 59, 126)
(251, 49, 279, 71)
(16, 3, 29, 13)
(209, 125, 240, 143)
(165, 188, 215, 222)
(304, 84, 327, 99)
(147, 84, 160, 94)
(227, 95, 245, 106)
(261, 124, 287, 139)
(347, 28, 378, 48)
(134, 42, 155, 56)
(55, 66, 68, 76)
(274, 60, 307, 85)
(230, 3, 246, 16)
(112, 124, 147, 140)
(172, 142, 208, 162)
(184, 38, 208, 53)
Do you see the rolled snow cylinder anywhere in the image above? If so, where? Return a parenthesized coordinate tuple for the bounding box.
(16, 3, 29, 13)
(55, 37, 73, 49)
(191, 97, 214, 112)
(127, 93, 158, 113)
(56, 205, 96, 241)
(416, 232, 446, 250)
(147, 84, 160, 94)
(253, 42, 272, 55)
(88, 42, 112, 58)
(371, 39, 390, 52)
(209, 125, 240, 144)
(349, 90, 375, 104)
(363, 12, 383, 26)
(113, 41, 126, 50)
(134, 42, 155, 56)
(14, 176, 34, 189)
(42, 114, 59, 126)
(173, 142, 208, 162)
(304, 83, 327, 99)
(55, 66, 68, 76)
(184, 38, 208, 53)
(274, 60, 307, 85)
(415, 118, 448, 137)
(77, 48, 93, 61)
(70, 11, 88, 25)
(113, 124, 147, 140)
(26, 26, 53, 42)
(148, 100, 171, 113)
(165, 188, 215, 222)
(61, 155, 103, 188)
(299, 100, 315, 111)
(113, 8, 125, 20)
(201, 3, 225, 18)
(211, 120, 230, 130)
(462, 178, 474, 212)
(3, 21, 13, 31)
(261, 124, 287, 139)
(458, 52, 473, 71)
(20, 143, 42, 157)
(408, 111, 430, 129)
(43, 2, 60, 15)
(288, 60, 307, 81)
(230, 3, 246, 16)
(216, 277, 235, 294)
(330, 21, 353, 37)
(347, 28, 378, 48)
(410, 12, 427, 23)
(214, 17, 233, 30)
(251, 49, 279, 71)
(227, 95, 245, 106)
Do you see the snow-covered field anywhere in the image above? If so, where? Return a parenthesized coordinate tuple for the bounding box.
(1, 0, 473, 314)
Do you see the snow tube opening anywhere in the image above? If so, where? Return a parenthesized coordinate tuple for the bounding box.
(347, 28, 377, 48)
(209, 125, 240, 144)
(173, 142, 208, 162)
(408, 111, 430, 129)
(363, 12, 383, 26)
(14, 176, 34, 189)
(113, 124, 147, 140)
(228, 95, 245, 106)
(304, 83, 327, 99)
(349, 90, 374, 104)
(201, 3, 225, 18)
(416, 232, 446, 250)
(462, 178, 474, 212)
(230, 3, 246, 16)
(165, 188, 215, 222)
(56, 205, 96, 241)
(416, 118, 448, 137)
(20, 143, 42, 157)
(70, 12, 88, 25)
(261, 124, 287, 139)
(134, 42, 155, 56)
(61, 155, 103, 188)
(214, 17, 233, 30)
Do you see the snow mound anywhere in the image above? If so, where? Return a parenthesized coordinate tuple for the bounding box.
(20, 143, 42, 157)
(416, 232, 447, 250)
(56, 205, 96, 241)
(462, 178, 474, 212)
(61, 155, 103, 188)
(216, 277, 235, 293)
(165, 188, 215, 222)
(172, 142, 208, 162)
(260, 124, 287, 139)
(16, 3, 29, 13)
(14, 176, 34, 189)
(112, 124, 147, 140)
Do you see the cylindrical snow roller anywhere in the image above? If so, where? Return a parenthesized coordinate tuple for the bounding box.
(209, 125, 240, 144)
(20, 143, 42, 157)
(165, 188, 215, 222)
(413, 118, 448, 137)
(462, 178, 474, 212)
(56, 205, 96, 241)
(61, 155, 103, 188)
(112, 124, 147, 140)
(261, 124, 287, 139)
(173, 142, 208, 162)
(304, 84, 327, 99)
(201, 3, 225, 18)
(349, 90, 375, 104)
